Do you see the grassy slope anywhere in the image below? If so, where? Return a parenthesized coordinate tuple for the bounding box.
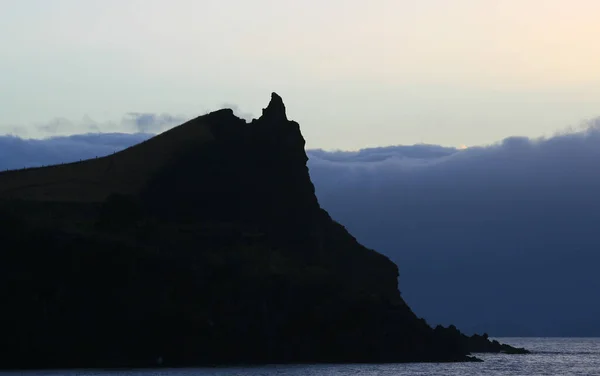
(0, 114, 215, 202)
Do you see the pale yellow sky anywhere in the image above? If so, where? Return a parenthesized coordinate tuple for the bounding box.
(1, 0, 599, 149)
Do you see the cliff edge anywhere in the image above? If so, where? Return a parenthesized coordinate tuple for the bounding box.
(0, 93, 526, 369)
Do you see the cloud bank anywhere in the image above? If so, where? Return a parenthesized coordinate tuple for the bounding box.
(124, 113, 188, 133)
(0, 133, 152, 171)
(3, 120, 600, 336)
(3, 112, 189, 139)
(308, 123, 600, 337)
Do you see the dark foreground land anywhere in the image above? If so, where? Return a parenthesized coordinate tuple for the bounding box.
(0, 93, 527, 369)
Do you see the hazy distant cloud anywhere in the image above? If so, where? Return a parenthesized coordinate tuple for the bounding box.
(220, 103, 255, 122)
(29, 115, 110, 135)
(11, 112, 188, 138)
(123, 112, 188, 133)
(309, 144, 458, 163)
(35, 117, 73, 134)
(308, 145, 463, 174)
(5, 105, 255, 138)
(0, 133, 151, 171)
(6, 125, 30, 138)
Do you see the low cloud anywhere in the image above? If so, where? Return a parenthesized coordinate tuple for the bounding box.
(30, 116, 117, 136)
(11, 112, 189, 138)
(0, 133, 151, 171)
(35, 117, 73, 134)
(123, 113, 188, 133)
(2, 119, 600, 336)
(220, 103, 255, 122)
(308, 120, 600, 337)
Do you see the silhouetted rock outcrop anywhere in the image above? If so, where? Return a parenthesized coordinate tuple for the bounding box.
(0, 93, 526, 369)
(466, 332, 529, 354)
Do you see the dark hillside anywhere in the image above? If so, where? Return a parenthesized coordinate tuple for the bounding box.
(0, 93, 526, 369)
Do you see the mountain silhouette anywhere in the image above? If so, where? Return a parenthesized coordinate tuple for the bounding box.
(0, 93, 526, 369)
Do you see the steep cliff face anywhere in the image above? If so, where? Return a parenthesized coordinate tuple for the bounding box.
(139, 93, 403, 302)
(0, 93, 522, 369)
(142, 94, 320, 236)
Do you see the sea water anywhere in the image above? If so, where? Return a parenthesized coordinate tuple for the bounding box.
(3, 338, 599, 376)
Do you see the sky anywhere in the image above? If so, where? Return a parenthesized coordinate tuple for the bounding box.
(2, 0, 600, 149)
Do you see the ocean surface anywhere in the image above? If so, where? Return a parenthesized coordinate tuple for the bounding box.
(3, 338, 599, 376)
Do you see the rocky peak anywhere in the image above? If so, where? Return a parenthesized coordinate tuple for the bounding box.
(260, 92, 288, 123)
(141, 93, 319, 234)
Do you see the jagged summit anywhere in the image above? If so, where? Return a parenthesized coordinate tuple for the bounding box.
(203, 107, 237, 121)
(261, 92, 288, 122)
(205, 92, 286, 125)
